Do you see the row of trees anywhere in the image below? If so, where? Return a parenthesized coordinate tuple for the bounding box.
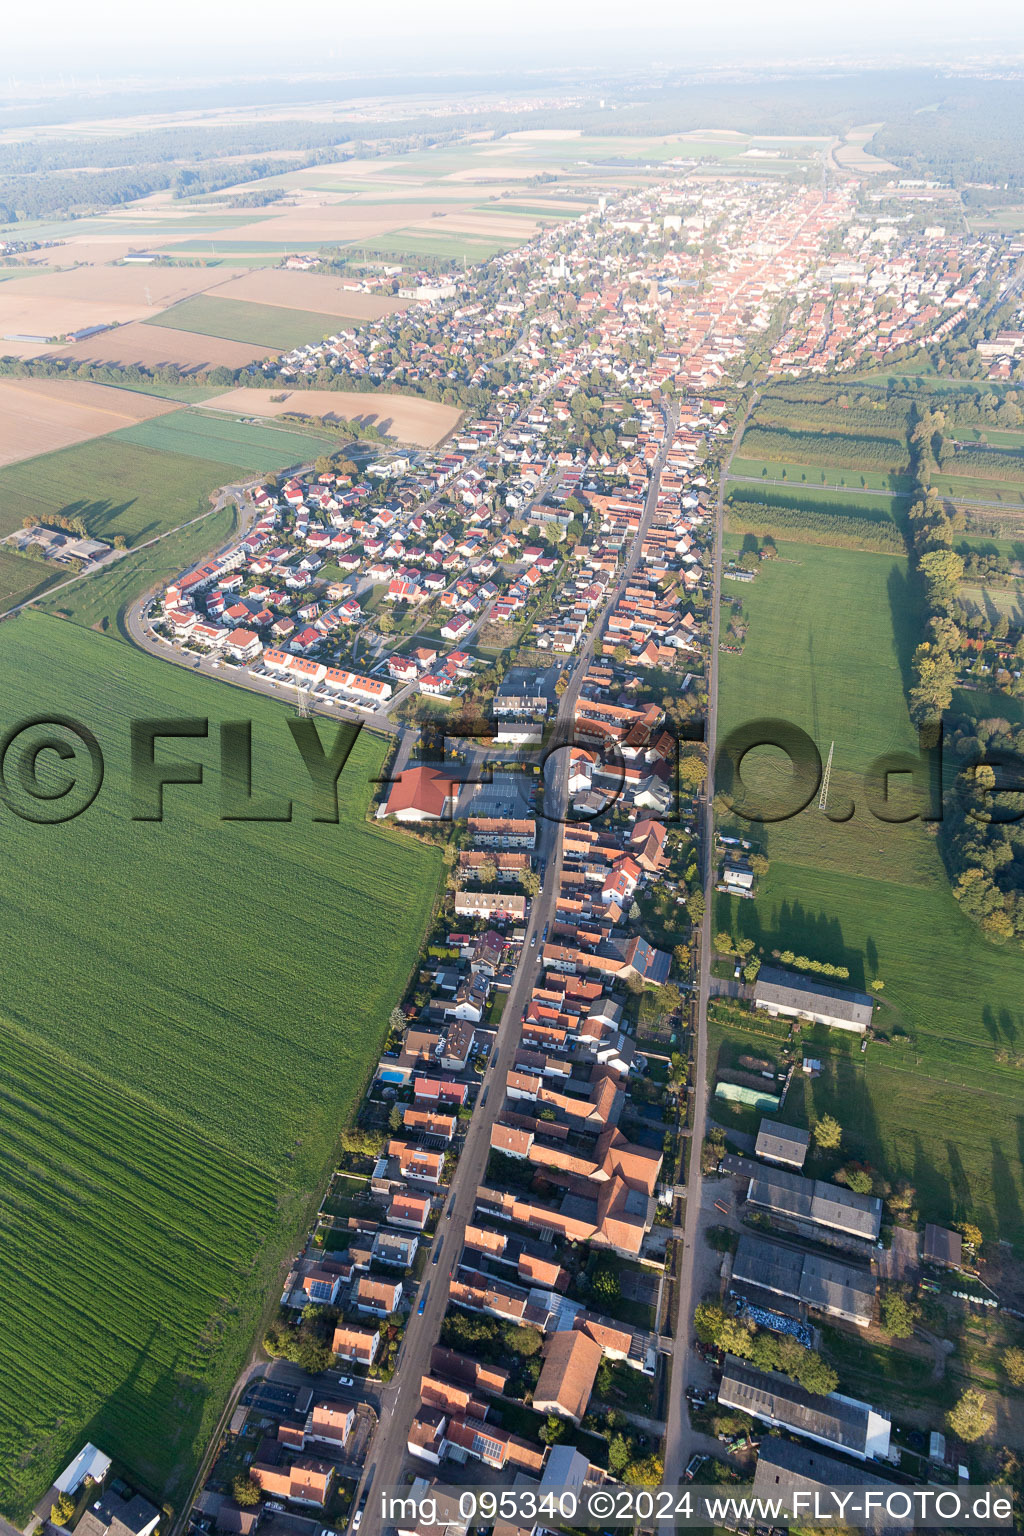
(941, 718, 1024, 944)
(740, 423, 910, 474)
(727, 497, 906, 554)
(900, 399, 1024, 946)
(754, 390, 914, 439)
(939, 443, 1024, 484)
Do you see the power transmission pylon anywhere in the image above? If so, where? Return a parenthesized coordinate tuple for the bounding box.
(819, 740, 835, 812)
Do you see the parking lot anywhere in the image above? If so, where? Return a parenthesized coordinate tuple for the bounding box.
(457, 769, 535, 819)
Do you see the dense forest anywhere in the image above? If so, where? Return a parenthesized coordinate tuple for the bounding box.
(0, 155, 327, 222)
(869, 81, 1024, 188)
(0, 118, 467, 223)
(6, 68, 1024, 225)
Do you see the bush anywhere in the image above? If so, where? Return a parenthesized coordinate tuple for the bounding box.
(881, 1289, 918, 1340)
(233, 1477, 260, 1509)
(948, 1388, 995, 1443)
(51, 1494, 76, 1527)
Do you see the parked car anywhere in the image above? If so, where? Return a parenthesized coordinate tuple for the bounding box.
(684, 1455, 706, 1482)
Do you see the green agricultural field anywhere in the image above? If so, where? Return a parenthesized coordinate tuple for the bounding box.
(483, 201, 592, 218)
(0, 610, 441, 1519)
(714, 539, 1024, 1247)
(727, 481, 907, 519)
(147, 295, 343, 349)
(0, 548, 62, 611)
(729, 456, 913, 494)
(97, 379, 229, 403)
(111, 408, 346, 473)
(350, 231, 513, 263)
(161, 241, 324, 255)
(37, 502, 238, 634)
(0, 438, 242, 545)
(930, 471, 1024, 506)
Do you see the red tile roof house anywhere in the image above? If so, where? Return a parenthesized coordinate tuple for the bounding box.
(356, 1275, 403, 1317)
(225, 627, 262, 663)
(301, 1267, 344, 1305)
(388, 1191, 432, 1230)
(413, 1076, 468, 1107)
(532, 1329, 604, 1425)
(280, 1400, 354, 1453)
(403, 1107, 456, 1141)
(250, 1444, 335, 1507)
(379, 765, 459, 823)
(331, 1324, 381, 1366)
(388, 1138, 444, 1184)
(311, 1403, 353, 1455)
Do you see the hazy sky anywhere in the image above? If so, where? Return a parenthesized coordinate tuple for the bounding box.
(7, 0, 1024, 82)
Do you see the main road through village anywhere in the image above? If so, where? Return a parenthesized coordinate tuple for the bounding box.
(352, 406, 677, 1536)
(113, 388, 752, 1533)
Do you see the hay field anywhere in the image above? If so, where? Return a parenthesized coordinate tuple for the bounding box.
(404, 210, 542, 239)
(0, 261, 241, 342)
(210, 268, 409, 319)
(203, 387, 462, 447)
(162, 202, 478, 247)
(0, 377, 179, 466)
(49, 320, 275, 370)
(834, 124, 899, 175)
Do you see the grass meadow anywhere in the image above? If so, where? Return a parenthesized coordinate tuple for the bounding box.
(147, 295, 343, 350)
(112, 408, 345, 473)
(350, 232, 513, 263)
(730, 455, 914, 494)
(0, 548, 62, 611)
(0, 408, 341, 552)
(0, 438, 241, 545)
(714, 539, 1024, 1246)
(37, 502, 238, 633)
(0, 611, 441, 1518)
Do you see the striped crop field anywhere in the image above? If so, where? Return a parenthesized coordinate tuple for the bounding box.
(0, 611, 441, 1520)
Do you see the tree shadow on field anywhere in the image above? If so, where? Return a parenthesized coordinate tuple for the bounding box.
(865, 936, 879, 979)
(992, 1139, 1024, 1247)
(911, 1134, 979, 1232)
(886, 563, 924, 700)
(57, 496, 143, 541)
(768, 899, 866, 987)
(803, 1048, 882, 1173)
(982, 1005, 1020, 1047)
(65, 1322, 208, 1513)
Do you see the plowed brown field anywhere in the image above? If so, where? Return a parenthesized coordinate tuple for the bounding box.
(202, 387, 462, 447)
(0, 377, 179, 466)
